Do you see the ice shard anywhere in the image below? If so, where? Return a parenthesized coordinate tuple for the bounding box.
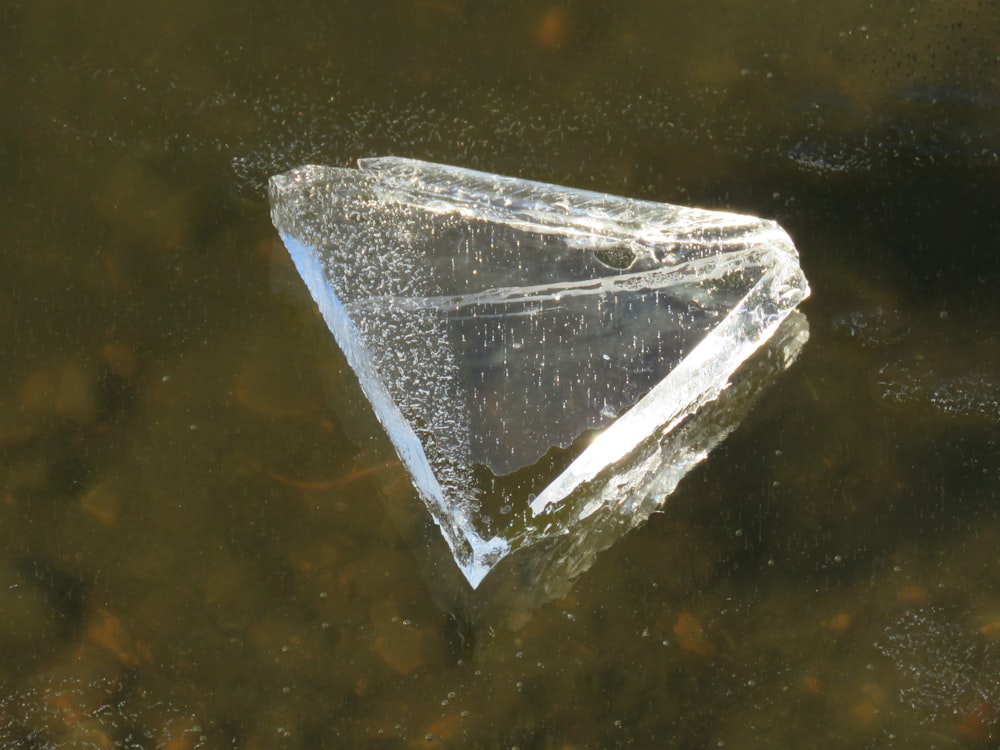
(269, 157, 810, 588)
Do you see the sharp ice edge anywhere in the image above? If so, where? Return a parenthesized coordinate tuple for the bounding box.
(530, 248, 803, 517)
(278, 230, 509, 586)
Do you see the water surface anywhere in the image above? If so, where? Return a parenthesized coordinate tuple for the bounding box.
(3, 0, 1000, 747)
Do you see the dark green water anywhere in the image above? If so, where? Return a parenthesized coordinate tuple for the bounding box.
(3, 1, 1000, 747)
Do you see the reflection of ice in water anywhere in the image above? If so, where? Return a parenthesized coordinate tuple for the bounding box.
(269, 157, 810, 587)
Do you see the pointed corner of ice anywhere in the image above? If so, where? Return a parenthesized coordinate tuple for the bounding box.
(461, 535, 511, 589)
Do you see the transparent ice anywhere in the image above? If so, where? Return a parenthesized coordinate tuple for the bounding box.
(269, 157, 810, 588)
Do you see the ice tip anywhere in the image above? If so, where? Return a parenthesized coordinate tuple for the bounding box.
(460, 535, 510, 589)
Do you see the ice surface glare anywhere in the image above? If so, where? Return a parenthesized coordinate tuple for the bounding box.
(269, 157, 810, 588)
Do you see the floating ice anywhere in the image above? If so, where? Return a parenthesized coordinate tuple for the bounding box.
(269, 157, 810, 588)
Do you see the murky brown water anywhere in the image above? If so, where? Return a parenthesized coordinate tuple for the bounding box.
(3, 1, 1000, 747)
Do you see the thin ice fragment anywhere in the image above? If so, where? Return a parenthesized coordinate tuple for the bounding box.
(269, 157, 810, 588)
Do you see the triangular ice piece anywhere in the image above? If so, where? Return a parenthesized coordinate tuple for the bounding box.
(269, 157, 810, 588)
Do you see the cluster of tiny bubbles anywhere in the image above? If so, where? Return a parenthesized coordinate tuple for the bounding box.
(876, 605, 1000, 723)
(225, 78, 685, 197)
(0, 672, 208, 748)
(39, 32, 1000, 237)
(21, 0, 1000, 224)
(235, 59, 887, 205)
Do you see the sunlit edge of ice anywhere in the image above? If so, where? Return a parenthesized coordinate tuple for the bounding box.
(279, 231, 508, 588)
(530, 232, 810, 519)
